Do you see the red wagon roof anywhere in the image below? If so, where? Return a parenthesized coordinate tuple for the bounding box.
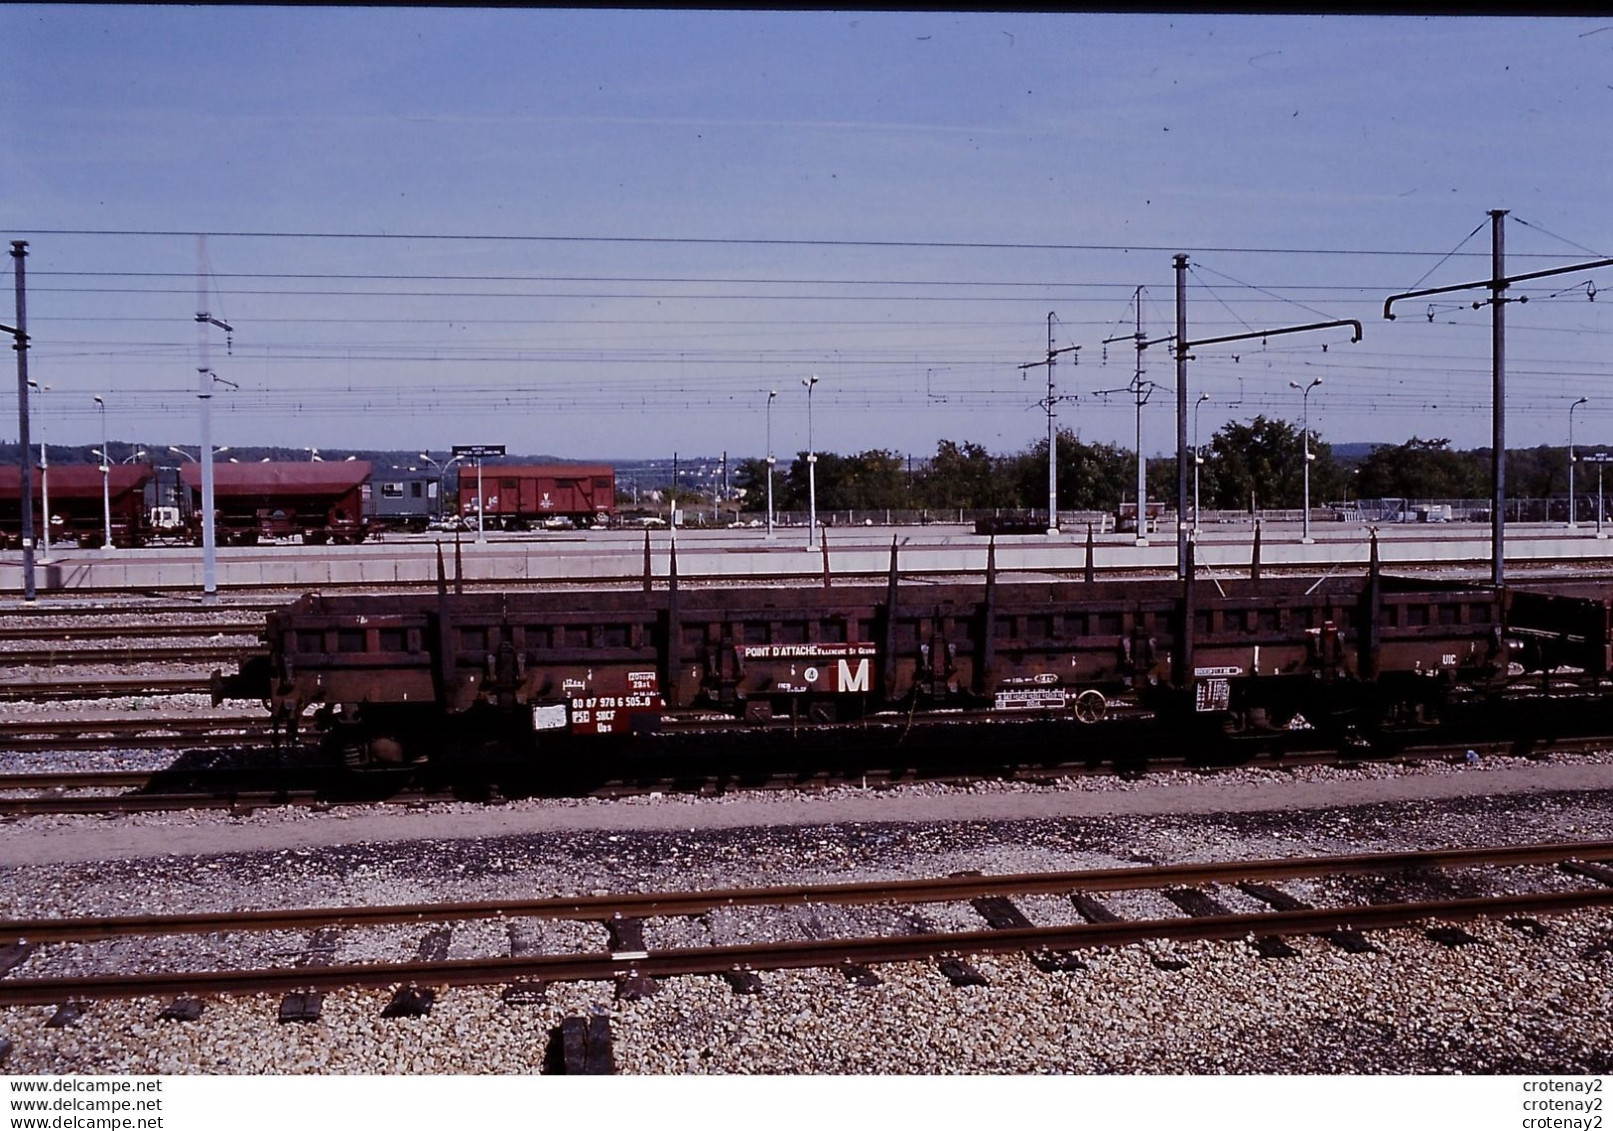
(476, 464, 615, 479)
(179, 461, 372, 496)
(0, 464, 153, 501)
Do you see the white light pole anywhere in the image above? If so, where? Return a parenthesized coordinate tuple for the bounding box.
(469, 457, 487, 544)
(437, 455, 465, 525)
(93, 395, 111, 552)
(765, 390, 778, 539)
(418, 453, 447, 522)
(168, 445, 227, 463)
(1193, 392, 1209, 536)
(803, 374, 819, 550)
(27, 381, 49, 562)
(1569, 396, 1588, 529)
(1289, 377, 1322, 544)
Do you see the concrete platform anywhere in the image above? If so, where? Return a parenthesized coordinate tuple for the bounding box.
(4, 521, 1613, 602)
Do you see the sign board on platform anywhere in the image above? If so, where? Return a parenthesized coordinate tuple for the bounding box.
(452, 445, 506, 459)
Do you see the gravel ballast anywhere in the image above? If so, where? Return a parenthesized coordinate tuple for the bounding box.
(2, 753, 1611, 1074)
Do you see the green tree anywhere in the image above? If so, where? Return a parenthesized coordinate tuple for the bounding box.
(731, 457, 773, 513)
(1006, 431, 1133, 511)
(914, 439, 1011, 509)
(1203, 415, 1339, 511)
(779, 449, 908, 511)
(1355, 438, 1487, 499)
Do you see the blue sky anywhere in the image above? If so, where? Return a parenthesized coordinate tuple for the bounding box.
(5, 8, 1613, 462)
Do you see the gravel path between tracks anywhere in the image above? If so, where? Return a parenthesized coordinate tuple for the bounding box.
(2, 751, 1612, 1074)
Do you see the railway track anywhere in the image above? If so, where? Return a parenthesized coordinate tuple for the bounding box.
(0, 675, 213, 701)
(1, 840, 1608, 1006)
(0, 643, 254, 667)
(0, 714, 271, 757)
(3, 730, 1610, 818)
(0, 621, 261, 641)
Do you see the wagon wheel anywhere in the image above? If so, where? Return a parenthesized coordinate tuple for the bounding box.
(339, 733, 410, 772)
(1074, 689, 1108, 724)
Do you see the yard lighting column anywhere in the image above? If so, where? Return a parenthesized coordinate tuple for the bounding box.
(766, 390, 778, 539)
(169, 445, 226, 463)
(1569, 397, 1588, 528)
(803, 374, 819, 550)
(1193, 392, 1209, 536)
(418, 453, 447, 522)
(93, 396, 112, 552)
(1289, 377, 1322, 544)
(475, 458, 486, 544)
(440, 456, 465, 525)
(28, 381, 49, 562)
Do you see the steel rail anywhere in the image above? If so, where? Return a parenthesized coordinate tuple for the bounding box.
(0, 675, 213, 701)
(0, 600, 282, 618)
(0, 645, 252, 666)
(0, 887, 1608, 1006)
(0, 716, 261, 737)
(5, 840, 1609, 945)
(0, 622, 260, 642)
(0, 733, 270, 759)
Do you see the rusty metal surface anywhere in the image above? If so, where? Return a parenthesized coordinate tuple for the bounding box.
(2, 887, 1609, 1007)
(7, 840, 1609, 946)
(257, 572, 1524, 740)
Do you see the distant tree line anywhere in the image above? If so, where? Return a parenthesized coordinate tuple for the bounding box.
(0, 424, 1593, 514)
(727, 420, 1595, 514)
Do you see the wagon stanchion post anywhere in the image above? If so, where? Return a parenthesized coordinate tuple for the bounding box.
(663, 533, 681, 709)
(882, 537, 900, 699)
(1361, 527, 1382, 682)
(642, 530, 653, 594)
(976, 536, 997, 696)
(1250, 521, 1262, 582)
(1177, 537, 1197, 694)
(1084, 523, 1095, 584)
(820, 527, 830, 589)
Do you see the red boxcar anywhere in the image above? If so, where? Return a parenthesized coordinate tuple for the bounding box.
(0, 463, 154, 549)
(181, 461, 371, 546)
(458, 464, 615, 529)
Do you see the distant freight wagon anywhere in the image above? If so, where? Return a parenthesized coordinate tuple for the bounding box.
(458, 464, 615, 529)
(0, 463, 155, 549)
(180, 460, 371, 545)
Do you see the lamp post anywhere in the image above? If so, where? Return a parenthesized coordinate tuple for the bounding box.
(436, 455, 465, 526)
(765, 390, 778, 539)
(1192, 392, 1209, 535)
(168, 445, 227, 463)
(803, 374, 819, 550)
(1569, 396, 1588, 529)
(27, 381, 49, 562)
(418, 453, 449, 522)
(1289, 377, 1322, 544)
(93, 396, 112, 552)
